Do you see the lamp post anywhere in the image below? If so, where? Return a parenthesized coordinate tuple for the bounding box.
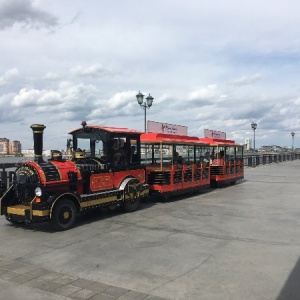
(291, 132, 295, 151)
(251, 122, 257, 152)
(136, 91, 154, 132)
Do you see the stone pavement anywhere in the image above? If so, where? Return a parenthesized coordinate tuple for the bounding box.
(0, 259, 165, 300)
(1, 160, 300, 300)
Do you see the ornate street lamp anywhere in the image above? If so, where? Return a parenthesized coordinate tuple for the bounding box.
(251, 122, 257, 152)
(136, 91, 154, 132)
(291, 132, 295, 151)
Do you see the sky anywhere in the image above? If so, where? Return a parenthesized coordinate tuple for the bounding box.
(1, 0, 300, 150)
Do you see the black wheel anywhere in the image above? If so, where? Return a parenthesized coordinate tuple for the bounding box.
(123, 180, 141, 212)
(51, 199, 77, 231)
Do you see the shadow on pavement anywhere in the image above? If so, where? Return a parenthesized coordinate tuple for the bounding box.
(277, 257, 300, 300)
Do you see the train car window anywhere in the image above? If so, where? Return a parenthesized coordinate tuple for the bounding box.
(113, 137, 127, 166)
(185, 145, 194, 164)
(155, 144, 164, 164)
(172, 145, 185, 167)
(76, 138, 104, 158)
(141, 143, 173, 166)
(197, 146, 211, 165)
(236, 146, 244, 162)
(226, 146, 235, 162)
(141, 144, 150, 164)
(129, 138, 139, 164)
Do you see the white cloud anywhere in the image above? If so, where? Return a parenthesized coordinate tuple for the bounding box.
(230, 73, 262, 86)
(44, 72, 60, 80)
(12, 87, 41, 107)
(188, 85, 227, 104)
(70, 64, 111, 78)
(0, 67, 19, 86)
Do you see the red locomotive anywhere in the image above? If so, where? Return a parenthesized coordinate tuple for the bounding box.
(0, 122, 149, 230)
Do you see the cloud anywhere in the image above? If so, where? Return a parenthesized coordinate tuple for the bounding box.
(7, 81, 99, 120)
(43, 72, 60, 81)
(88, 90, 137, 120)
(0, 68, 19, 86)
(69, 64, 111, 78)
(0, 0, 59, 30)
(230, 73, 262, 86)
(187, 85, 227, 105)
(2, 1, 300, 149)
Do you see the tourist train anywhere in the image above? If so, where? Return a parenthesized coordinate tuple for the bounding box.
(0, 121, 244, 230)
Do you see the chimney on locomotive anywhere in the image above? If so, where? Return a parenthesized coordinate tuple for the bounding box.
(30, 124, 46, 163)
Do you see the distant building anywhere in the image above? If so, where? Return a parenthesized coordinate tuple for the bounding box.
(0, 138, 10, 154)
(0, 138, 22, 155)
(9, 140, 21, 154)
(245, 138, 252, 151)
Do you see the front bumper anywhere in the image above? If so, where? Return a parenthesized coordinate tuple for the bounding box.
(3, 205, 50, 223)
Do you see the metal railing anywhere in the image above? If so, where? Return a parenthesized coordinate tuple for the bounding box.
(244, 153, 300, 167)
(0, 163, 17, 189)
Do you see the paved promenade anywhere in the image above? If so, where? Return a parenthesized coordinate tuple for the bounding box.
(1, 161, 300, 300)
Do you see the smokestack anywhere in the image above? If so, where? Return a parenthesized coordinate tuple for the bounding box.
(30, 124, 46, 163)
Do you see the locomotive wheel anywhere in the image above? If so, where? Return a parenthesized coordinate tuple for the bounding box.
(51, 199, 77, 231)
(123, 195, 140, 212)
(123, 180, 141, 213)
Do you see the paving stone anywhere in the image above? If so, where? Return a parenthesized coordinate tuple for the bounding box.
(53, 274, 78, 285)
(24, 278, 64, 293)
(38, 271, 64, 281)
(0, 261, 27, 271)
(144, 296, 168, 300)
(102, 286, 128, 298)
(89, 293, 115, 300)
(54, 284, 82, 297)
(8, 264, 37, 274)
(25, 268, 50, 278)
(118, 290, 149, 300)
(69, 288, 98, 300)
(85, 281, 110, 293)
(0, 270, 19, 280)
(69, 278, 94, 288)
(8, 274, 34, 284)
(0, 260, 13, 267)
(0, 267, 8, 274)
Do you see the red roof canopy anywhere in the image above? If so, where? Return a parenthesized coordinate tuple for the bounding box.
(141, 132, 209, 145)
(69, 125, 143, 135)
(199, 137, 241, 146)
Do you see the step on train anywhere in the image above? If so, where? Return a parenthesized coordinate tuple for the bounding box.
(0, 122, 244, 230)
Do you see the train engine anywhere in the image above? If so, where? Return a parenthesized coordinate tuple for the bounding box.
(0, 122, 149, 230)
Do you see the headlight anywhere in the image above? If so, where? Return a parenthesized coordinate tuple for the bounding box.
(35, 187, 42, 197)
